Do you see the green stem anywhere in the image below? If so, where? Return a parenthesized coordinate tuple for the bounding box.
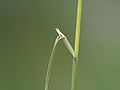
(71, 0, 82, 90)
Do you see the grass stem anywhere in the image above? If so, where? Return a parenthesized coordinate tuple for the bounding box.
(71, 0, 82, 90)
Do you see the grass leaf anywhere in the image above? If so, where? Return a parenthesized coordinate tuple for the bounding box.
(45, 36, 63, 90)
(45, 28, 76, 90)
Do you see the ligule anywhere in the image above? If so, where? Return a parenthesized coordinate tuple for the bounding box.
(55, 28, 76, 57)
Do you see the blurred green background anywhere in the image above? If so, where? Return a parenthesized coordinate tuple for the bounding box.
(0, 0, 120, 90)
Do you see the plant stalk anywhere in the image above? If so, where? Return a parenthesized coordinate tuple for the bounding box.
(71, 0, 82, 90)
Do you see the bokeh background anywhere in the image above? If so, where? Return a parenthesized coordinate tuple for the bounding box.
(0, 0, 120, 90)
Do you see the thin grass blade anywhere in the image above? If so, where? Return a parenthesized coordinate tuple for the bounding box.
(45, 36, 63, 90)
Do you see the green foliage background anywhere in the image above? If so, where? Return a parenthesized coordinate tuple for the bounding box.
(0, 0, 120, 90)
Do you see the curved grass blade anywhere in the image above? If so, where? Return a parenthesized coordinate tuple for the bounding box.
(45, 36, 63, 90)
